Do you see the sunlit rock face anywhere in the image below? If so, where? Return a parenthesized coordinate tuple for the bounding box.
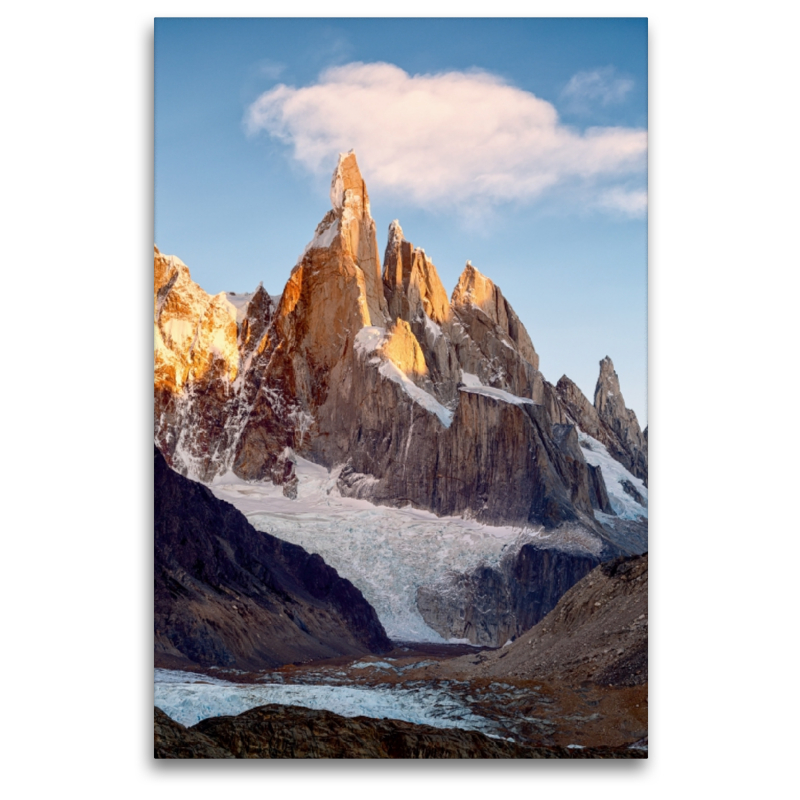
(383, 220, 451, 326)
(153, 246, 245, 481)
(451, 262, 538, 371)
(153, 150, 643, 531)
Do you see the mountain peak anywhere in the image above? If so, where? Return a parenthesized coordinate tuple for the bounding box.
(451, 261, 493, 309)
(451, 261, 539, 370)
(595, 357, 621, 403)
(382, 221, 450, 326)
(599, 355, 615, 375)
(330, 150, 368, 213)
(593, 356, 647, 484)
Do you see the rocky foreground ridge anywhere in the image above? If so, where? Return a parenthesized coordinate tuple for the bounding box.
(155, 446, 390, 670)
(437, 553, 648, 687)
(154, 705, 643, 759)
(154, 151, 647, 538)
(154, 553, 648, 757)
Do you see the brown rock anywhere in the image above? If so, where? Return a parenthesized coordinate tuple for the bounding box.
(451, 261, 539, 371)
(383, 219, 451, 326)
(156, 704, 644, 759)
(594, 356, 647, 484)
(154, 155, 645, 543)
(154, 707, 234, 759)
(417, 543, 600, 646)
(556, 368, 648, 486)
(445, 553, 648, 687)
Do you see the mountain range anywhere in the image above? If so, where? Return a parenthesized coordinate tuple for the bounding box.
(153, 151, 648, 755)
(155, 151, 646, 540)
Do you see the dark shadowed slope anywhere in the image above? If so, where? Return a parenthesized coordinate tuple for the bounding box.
(441, 553, 648, 686)
(154, 705, 644, 759)
(155, 446, 391, 670)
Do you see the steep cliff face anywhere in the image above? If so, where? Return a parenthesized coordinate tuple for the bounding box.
(416, 542, 601, 646)
(154, 446, 391, 670)
(153, 150, 644, 535)
(381, 220, 461, 405)
(556, 358, 648, 486)
(451, 262, 538, 372)
(154, 247, 245, 481)
(594, 357, 648, 484)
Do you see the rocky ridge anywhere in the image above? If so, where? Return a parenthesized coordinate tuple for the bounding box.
(437, 553, 648, 686)
(155, 446, 390, 670)
(557, 358, 647, 486)
(154, 704, 644, 759)
(154, 150, 647, 538)
(417, 541, 602, 646)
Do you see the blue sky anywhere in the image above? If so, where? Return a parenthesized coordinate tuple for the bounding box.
(155, 18, 647, 422)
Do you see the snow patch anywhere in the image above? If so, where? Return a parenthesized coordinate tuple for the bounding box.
(155, 669, 497, 734)
(161, 318, 196, 349)
(423, 313, 442, 342)
(355, 327, 453, 428)
(354, 325, 386, 355)
(223, 292, 256, 323)
(459, 384, 534, 407)
(577, 430, 648, 521)
(379, 360, 452, 428)
(460, 371, 483, 388)
(300, 218, 339, 262)
(330, 152, 353, 211)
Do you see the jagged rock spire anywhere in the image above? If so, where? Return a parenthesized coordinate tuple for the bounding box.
(330, 149, 370, 213)
(452, 262, 539, 370)
(326, 151, 387, 326)
(382, 219, 450, 325)
(593, 356, 647, 485)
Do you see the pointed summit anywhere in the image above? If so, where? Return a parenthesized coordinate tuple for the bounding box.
(451, 262, 538, 370)
(382, 220, 450, 325)
(325, 150, 386, 325)
(594, 357, 625, 417)
(593, 356, 648, 485)
(330, 150, 369, 213)
(282, 150, 387, 352)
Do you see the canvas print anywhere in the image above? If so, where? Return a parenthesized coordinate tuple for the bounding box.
(154, 18, 648, 759)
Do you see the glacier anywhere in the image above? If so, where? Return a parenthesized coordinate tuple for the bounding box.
(210, 457, 534, 642)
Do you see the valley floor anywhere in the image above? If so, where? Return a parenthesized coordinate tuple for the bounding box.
(155, 642, 647, 753)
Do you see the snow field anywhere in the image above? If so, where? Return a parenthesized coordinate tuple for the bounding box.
(155, 669, 495, 734)
(211, 457, 528, 642)
(577, 430, 648, 520)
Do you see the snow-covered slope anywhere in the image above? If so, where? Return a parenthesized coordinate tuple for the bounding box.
(578, 430, 648, 521)
(211, 456, 533, 642)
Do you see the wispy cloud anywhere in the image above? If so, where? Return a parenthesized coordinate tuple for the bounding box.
(255, 59, 285, 81)
(561, 67, 635, 111)
(596, 187, 648, 217)
(245, 62, 646, 213)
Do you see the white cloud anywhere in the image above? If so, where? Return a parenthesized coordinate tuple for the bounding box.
(596, 188, 648, 217)
(561, 67, 635, 109)
(245, 62, 646, 211)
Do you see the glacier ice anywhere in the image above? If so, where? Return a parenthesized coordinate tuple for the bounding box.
(210, 457, 531, 642)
